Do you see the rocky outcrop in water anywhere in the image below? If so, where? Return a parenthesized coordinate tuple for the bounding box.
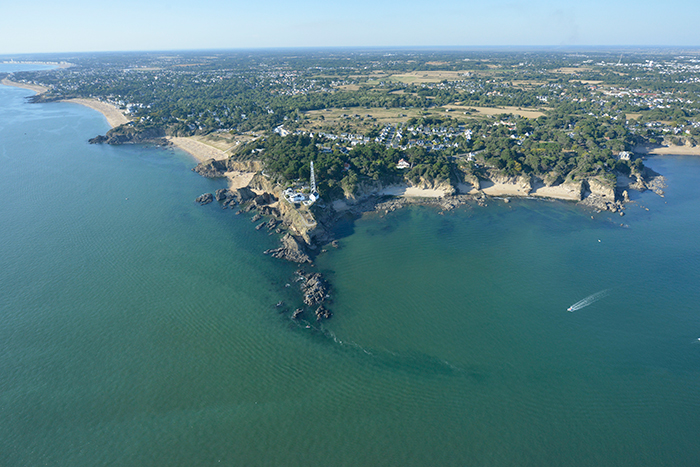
(215, 189, 229, 202)
(192, 158, 228, 178)
(315, 305, 332, 321)
(264, 234, 312, 263)
(195, 193, 213, 205)
(578, 194, 623, 212)
(89, 125, 166, 145)
(629, 167, 667, 197)
(298, 271, 330, 307)
(212, 187, 257, 208)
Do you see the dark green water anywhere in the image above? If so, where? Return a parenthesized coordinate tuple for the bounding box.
(2, 73, 700, 466)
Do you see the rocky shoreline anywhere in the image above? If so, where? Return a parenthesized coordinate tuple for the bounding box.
(190, 156, 667, 323)
(193, 181, 336, 322)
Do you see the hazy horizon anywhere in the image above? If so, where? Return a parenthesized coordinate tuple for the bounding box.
(3, 45, 700, 61)
(1, 0, 698, 55)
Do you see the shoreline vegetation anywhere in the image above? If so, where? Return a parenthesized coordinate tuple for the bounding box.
(4, 49, 698, 321)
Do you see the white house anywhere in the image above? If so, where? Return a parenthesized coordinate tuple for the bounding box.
(397, 158, 410, 169)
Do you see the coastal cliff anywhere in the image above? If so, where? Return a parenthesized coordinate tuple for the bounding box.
(89, 125, 166, 145)
(192, 158, 263, 179)
(189, 151, 668, 324)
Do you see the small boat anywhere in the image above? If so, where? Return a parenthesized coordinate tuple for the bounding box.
(567, 306, 574, 312)
(276, 301, 284, 308)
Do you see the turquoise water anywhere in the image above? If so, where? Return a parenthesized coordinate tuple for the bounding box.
(2, 74, 700, 466)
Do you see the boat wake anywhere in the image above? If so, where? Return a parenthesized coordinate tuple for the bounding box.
(567, 289, 611, 312)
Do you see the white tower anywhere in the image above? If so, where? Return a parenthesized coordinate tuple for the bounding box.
(310, 161, 316, 193)
(308, 161, 318, 202)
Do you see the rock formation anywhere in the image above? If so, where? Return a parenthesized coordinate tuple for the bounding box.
(298, 271, 329, 306)
(195, 193, 213, 205)
(192, 158, 228, 178)
(89, 125, 166, 145)
(263, 234, 312, 263)
(315, 305, 332, 321)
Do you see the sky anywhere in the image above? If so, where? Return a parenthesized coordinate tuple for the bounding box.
(1, 0, 699, 55)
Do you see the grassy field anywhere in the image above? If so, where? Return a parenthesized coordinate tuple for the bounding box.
(444, 105, 547, 119)
(552, 67, 594, 74)
(302, 107, 423, 132)
(188, 132, 259, 154)
(385, 70, 474, 84)
(300, 102, 546, 134)
(511, 80, 547, 87)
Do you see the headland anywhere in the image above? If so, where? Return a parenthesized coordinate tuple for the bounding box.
(7, 49, 689, 324)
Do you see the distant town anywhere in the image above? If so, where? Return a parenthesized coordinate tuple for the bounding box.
(3, 49, 699, 203)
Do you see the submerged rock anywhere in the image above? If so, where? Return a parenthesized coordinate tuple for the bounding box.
(315, 305, 332, 321)
(579, 194, 623, 213)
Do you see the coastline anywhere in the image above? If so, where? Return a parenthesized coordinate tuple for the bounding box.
(168, 136, 257, 190)
(379, 185, 447, 198)
(61, 98, 129, 129)
(1, 78, 48, 94)
(634, 144, 700, 156)
(167, 136, 229, 162)
(478, 180, 583, 201)
(0, 79, 130, 129)
(191, 157, 664, 322)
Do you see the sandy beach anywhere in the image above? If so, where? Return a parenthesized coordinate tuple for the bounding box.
(167, 136, 258, 190)
(225, 171, 256, 190)
(634, 144, 700, 156)
(1, 78, 129, 129)
(62, 98, 129, 128)
(530, 182, 582, 201)
(1, 78, 49, 94)
(379, 185, 446, 198)
(471, 178, 583, 201)
(479, 179, 531, 197)
(167, 136, 230, 162)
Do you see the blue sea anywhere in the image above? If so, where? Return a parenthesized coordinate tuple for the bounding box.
(2, 67, 700, 466)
